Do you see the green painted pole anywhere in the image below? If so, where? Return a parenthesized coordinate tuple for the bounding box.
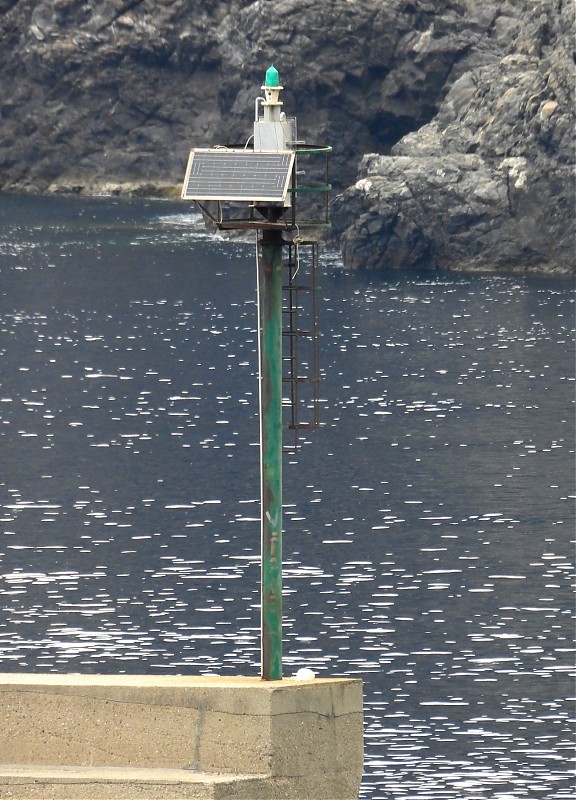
(259, 226, 283, 681)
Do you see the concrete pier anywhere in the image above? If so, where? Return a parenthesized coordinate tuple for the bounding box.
(0, 673, 363, 799)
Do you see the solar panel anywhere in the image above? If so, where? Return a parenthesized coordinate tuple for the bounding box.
(181, 149, 295, 203)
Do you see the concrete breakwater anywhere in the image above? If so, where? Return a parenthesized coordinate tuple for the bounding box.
(0, 673, 364, 799)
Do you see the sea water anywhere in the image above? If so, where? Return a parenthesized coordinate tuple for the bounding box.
(0, 194, 574, 798)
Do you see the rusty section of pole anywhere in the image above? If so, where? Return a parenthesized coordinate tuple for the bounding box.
(259, 226, 284, 681)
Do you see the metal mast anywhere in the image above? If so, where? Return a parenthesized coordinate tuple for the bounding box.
(182, 66, 331, 680)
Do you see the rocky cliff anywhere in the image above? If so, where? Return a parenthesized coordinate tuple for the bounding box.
(0, 0, 573, 275)
(332, 1, 575, 275)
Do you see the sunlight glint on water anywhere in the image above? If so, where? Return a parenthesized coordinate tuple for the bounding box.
(0, 194, 574, 798)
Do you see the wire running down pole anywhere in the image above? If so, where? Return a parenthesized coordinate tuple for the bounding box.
(259, 226, 284, 681)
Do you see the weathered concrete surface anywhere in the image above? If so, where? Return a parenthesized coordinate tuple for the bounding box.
(0, 766, 267, 799)
(0, 674, 364, 800)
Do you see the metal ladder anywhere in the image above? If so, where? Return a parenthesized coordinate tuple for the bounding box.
(282, 240, 320, 450)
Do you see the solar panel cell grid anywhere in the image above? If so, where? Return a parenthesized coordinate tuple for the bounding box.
(182, 149, 295, 202)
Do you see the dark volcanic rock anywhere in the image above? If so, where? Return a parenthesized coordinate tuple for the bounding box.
(0, 0, 506, 195)
(332, 152, 574, 275)
(333, 0, 575, 275)
(0, 0, 573, 275)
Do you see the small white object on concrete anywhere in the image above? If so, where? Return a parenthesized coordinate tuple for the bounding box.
(294, 667, 316, 680)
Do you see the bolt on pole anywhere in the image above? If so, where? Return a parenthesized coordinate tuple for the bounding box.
(259, 226, 284, 681)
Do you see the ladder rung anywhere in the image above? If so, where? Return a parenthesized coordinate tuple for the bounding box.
(280, 239, 319, 445)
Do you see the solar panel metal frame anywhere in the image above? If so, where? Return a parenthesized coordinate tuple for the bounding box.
(181, 148, 295, 203)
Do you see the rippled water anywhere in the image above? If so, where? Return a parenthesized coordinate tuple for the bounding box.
(0, 194, 574, 798)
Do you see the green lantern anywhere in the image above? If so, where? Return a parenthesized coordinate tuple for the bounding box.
(265, 65, 280, 87)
